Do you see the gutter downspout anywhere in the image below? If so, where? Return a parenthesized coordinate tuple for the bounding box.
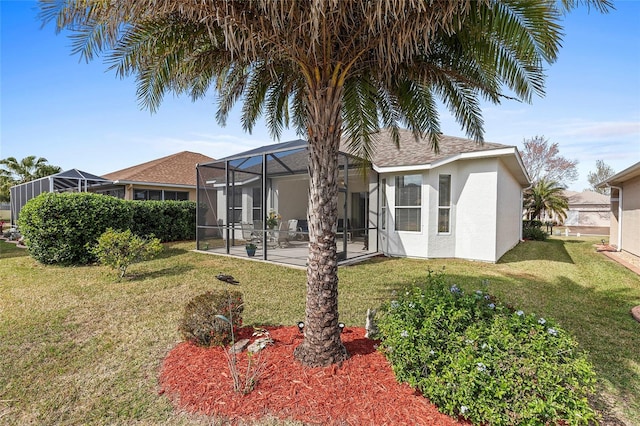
(610, 185, 623, 251)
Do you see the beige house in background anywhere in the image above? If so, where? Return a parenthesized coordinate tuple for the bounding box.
(563, 190, 610, 227)
(599, 161, 640, 257)
(98, 151, 214, 201)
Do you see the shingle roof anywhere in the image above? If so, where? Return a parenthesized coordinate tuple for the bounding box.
(563, 190, 609, 206)
(598, 161, 640, 187)
(365, 128, 509, 167)
(103, 151, 214, 186)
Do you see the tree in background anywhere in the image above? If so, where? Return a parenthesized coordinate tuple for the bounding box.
(0, 156, 62, 201)
(524, 178, 569, 222)
(41, 0, 610, 366)
(587, 160, 615, 195)
(520, 136, 579, 187)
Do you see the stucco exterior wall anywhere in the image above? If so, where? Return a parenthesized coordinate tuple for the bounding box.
(621, 175, 640, 257)
(453, 160, 498, 262)
(273, 176, 309, 223)
(380, 171, 429, 258)
(426, 165, 454, 259)
(377, 158, 523, 262)
(495, 159, 523, 260)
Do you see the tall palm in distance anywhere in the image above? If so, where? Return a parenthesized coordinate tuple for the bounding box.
(524, 178, 569, 222)
(40, 0, 610, 366)
(0, 156, 61, 202)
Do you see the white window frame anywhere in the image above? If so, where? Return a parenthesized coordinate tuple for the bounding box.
(438, 174, 451, 234)
(394, 174, 422, 232)
(380, 178, 387, 230)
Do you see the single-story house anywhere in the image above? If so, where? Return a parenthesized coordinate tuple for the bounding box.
(9, 169, 111, 224)
(598, 161, 640, 257)
(196, 129, 530, 265)
(562, 190, 610, 227)
(99, 151, 214, 201)
(8, 152, 215, 224)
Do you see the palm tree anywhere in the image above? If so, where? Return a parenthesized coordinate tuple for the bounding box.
(0, 156, 61, 184)
(0, 156, 61, 201)
(40, 0, 610, 366)
(524, 179, 569, 222)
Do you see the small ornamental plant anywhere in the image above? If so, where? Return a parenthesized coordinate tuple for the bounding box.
(266, 210, 281, 229)
(90, 228, 162, 279)
(179, 290, 244, 347)
(377, 270, 597, 426)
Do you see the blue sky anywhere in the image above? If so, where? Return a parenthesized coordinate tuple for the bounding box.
(1, 0, 639, 192)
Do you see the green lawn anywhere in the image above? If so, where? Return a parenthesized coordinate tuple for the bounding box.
(0, 237, 638, 425)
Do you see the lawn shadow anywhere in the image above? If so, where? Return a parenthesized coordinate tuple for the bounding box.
(486, 271, 639, 424)
(127, 264, 195, 281)
(0, 241, 29, 260)
(498, 239, 573, 264)
(361, 263, 639, 424)
(156, 245, 191, 259)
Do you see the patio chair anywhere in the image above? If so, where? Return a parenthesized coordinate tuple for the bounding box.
(288, 219, 301, 240)
(268, 221, 289, 248)
(241, 222, 261, 244)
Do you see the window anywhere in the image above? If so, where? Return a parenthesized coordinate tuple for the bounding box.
(252, 187, 262, 221)
(164, 191, 189, 201)
(438, 175, 451, 233)
(380, 178, 387, 230)
(229, 186, 243, 223)
(97, 188, 124, 199)
(394, 175, 421, 231)
(133, 189, 188, 201)
(134, 189, 161, 201)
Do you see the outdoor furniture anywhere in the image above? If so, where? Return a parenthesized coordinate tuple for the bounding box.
(337, 218, 352, 242)
(241, 222, 261, 245)
(268, 222, 289, 248)
(288, 219, 305, 241)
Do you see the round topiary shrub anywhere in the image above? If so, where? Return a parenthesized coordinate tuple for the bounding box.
(179, 289, 244, 347)
(377, 270, 596, 426)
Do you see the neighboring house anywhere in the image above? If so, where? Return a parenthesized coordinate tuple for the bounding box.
(9, 169, 111, 224)
(562, 190, 610, 227)
(99, 151, 214, 201)
(197, 129, 530, 264)
(598, 161, 640, 257)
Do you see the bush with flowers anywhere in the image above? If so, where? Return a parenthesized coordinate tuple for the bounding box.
(377, 270, 596, 425)
(266, 210, 281, 229)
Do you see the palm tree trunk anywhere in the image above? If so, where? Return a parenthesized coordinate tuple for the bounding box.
(293, 77, 349, 367)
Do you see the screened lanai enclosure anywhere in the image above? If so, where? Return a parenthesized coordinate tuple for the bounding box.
(196, 139, 378, 267)
(9, 169, 111, 224)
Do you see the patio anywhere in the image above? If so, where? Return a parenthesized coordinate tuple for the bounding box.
(196, 139, 379, 267)
(198, 235, 377, 269)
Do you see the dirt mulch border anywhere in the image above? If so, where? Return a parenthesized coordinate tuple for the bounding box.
(159, 326, 466, 425)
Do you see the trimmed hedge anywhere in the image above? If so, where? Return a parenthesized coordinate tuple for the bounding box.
(18, 193, 196, 265)
(130, 200, 196, 241)
(18, 192, 132, 265)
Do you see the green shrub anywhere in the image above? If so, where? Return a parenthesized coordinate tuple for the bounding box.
(377, 271, 596, 426)
(523, 226, 547, 241)
(179, 290, 244, 347)
(130, 200, 196, 242)
(522, 219, 543, 229)
(18, 193, 132, 264)
(90, 228, 163, 279)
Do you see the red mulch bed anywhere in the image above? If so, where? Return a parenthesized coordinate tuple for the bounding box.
(159, 326, 467, 425)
